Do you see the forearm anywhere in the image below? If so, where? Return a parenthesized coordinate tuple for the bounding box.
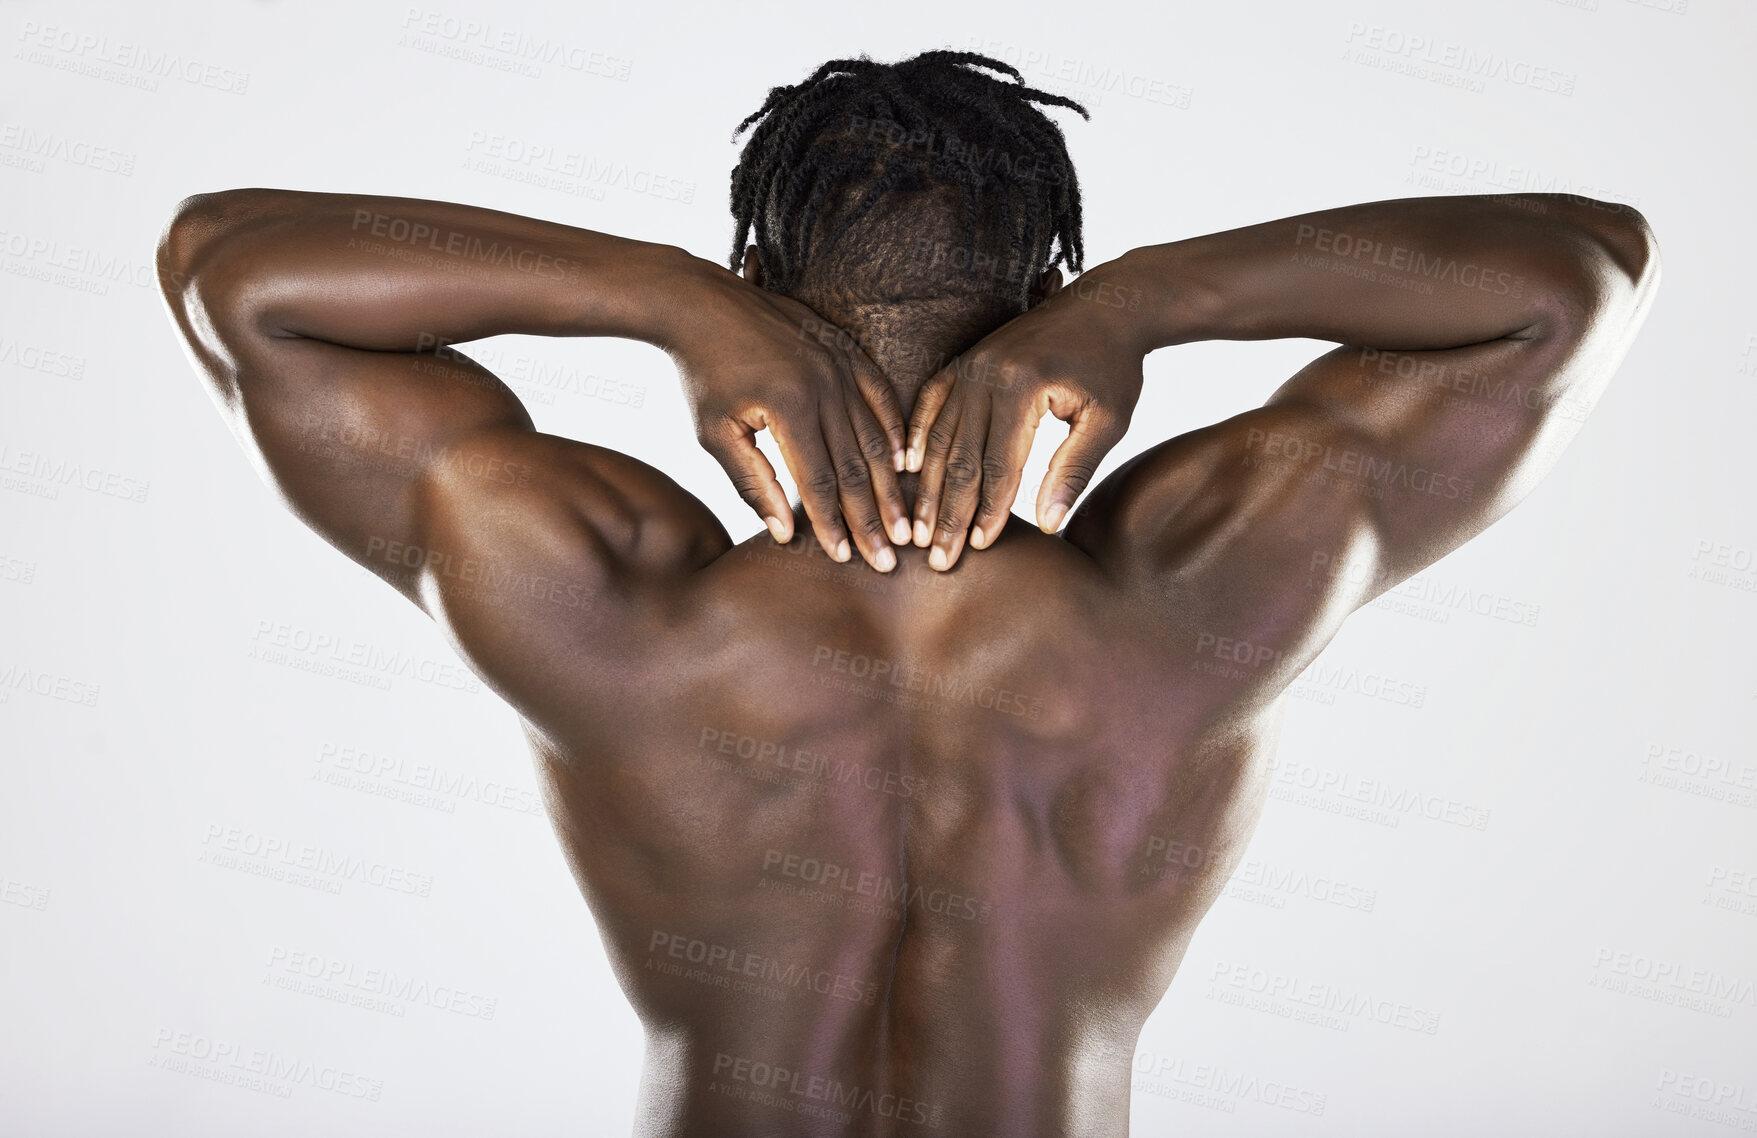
(161, 187, 702, 352)
(1100, 194, 1650, 354)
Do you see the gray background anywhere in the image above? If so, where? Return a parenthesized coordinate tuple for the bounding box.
(2, 0, 1752, 1133)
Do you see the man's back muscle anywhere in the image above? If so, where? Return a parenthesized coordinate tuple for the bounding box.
(417, 418, 1368, 1137)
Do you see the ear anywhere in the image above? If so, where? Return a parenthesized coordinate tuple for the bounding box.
(1030, 266, 1063, 305)
(741, 245, 764, 288)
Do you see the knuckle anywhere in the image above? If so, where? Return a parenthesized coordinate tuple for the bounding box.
(987, 357, 1035, 391)
(855, 427, 892, 462)
(803, 470, 841, 498)
(925, 420, 959, 450)
(943, 446, 982, 485)
(834, 454, 871, 487)
(1060, 462, 1098, 491)
(727, 473, 765, 502)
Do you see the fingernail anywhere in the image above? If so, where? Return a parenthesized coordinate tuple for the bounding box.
(907, 445, 922, 472)
(835, 539, 851, 562)
(970, 525, 986, 548)
(913, 519, 932, 546)
(892, 517, 912, 544)
(893, 448, 906, 472)
(875, 546, 896, 572)
(1043, 501, 1067, 532)
(764, 516, 787, 542)
(928, 546, 948, 571)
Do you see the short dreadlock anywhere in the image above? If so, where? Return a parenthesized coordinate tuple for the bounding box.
(729, 50, 1088, 318)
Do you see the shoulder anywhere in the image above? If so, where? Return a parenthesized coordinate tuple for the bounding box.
(1065, 405, 1379, 594)
(412, 427, 733, 602)
(400, 426, 733, 724)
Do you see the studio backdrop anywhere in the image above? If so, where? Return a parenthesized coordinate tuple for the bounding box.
(2, 0, 1751, 1135)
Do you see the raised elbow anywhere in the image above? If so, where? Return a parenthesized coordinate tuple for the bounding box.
(1581, 201, 1659, 295)
(156, 188, 279, 306)
(1525, 201, 1659, 341)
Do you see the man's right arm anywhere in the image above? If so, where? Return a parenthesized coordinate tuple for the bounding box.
(907, 194, 1659, 597)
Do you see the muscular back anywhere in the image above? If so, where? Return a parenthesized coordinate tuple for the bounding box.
(411, 413, 1373, 1137)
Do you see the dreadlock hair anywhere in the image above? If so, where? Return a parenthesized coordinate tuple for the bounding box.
(729, 51, 1088, 338)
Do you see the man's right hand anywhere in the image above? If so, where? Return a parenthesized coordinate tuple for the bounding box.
(668, 258, 913, 571)
(903, 261, 1150, 570)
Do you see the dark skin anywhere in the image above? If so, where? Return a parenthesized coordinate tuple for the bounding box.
(158, 189, 1656, 1137)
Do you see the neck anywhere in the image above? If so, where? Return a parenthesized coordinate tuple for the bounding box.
(793, 290, 1011, 417)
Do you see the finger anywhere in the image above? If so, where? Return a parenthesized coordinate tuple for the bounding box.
(912, 386, 965, 547)
(769, 410, 851, 562)
(969, 401, 1043, 550)
(817, 392, 896, 572)
(1036, 407, 1125, 533)
(846, 348, 909, 473)
(842, 375, 913, 548)
(904, 365, 959, 473)
(699, 420, 794, 543)
(928, 402, 991, 572)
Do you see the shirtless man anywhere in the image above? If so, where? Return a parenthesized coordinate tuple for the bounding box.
(156, 51, 1657, 1138)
